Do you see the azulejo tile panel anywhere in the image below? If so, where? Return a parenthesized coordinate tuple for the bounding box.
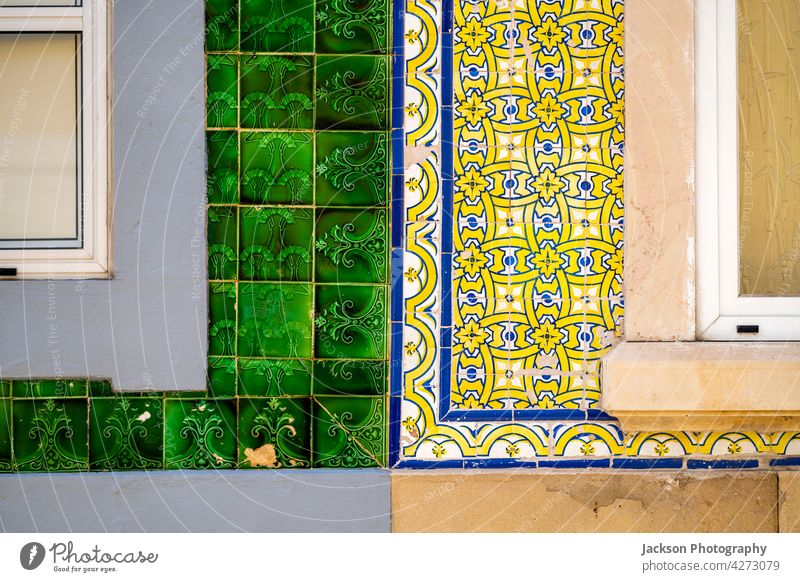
(389, 0, 800, 469)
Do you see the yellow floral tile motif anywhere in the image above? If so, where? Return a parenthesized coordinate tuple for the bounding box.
(396, 0, 800, 467)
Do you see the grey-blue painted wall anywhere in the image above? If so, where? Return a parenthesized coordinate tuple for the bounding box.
(0, 1, 207, 391)
(0, 471, 391, 533)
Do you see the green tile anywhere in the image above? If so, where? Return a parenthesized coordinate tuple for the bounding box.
(208, 357, 238, 398)
(313, 360, 387, 396)
(0, 400, 11, 472)
(238, 397, 311, 468)
(315, 285, 387, 359)
(208, 206, 238, 280)
(164, 399, 237, 469)
(0, 380, 10, 398)
(89, 397, 164, 470)
(207, 131, 239, 204)
(316, 56, 389, 130)
(13, 399, 89, 471)
(313, 397, 385, 467)
(241, 0, 314, 53)
(239, 207, 312, 282)
(315, 208, 388, 283)
(88, 380, 115, 397)
(315, 131, 389, 207)
(241, 131, 314, 205)
(241, 55, 314, 130)
(207, 54, 238, 128)
(238, 359, 311, 396)
(316, 0, 390, 55)
(209, 282, 237, 356)
(238, 283, 313, 357)
(206, 0, 238, 52)
(13, 379, 88, 398)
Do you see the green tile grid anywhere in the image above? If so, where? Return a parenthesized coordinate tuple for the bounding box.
(0, 0, 391, 473)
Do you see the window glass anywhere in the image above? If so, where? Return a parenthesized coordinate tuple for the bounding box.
(0, 33, 80, 247)
(738, 0, 800, 295)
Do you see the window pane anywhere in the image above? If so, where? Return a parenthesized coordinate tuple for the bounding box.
(0, 33, 80, 247)
(0, 1, 79, 6)
(739, 0, 800, 296)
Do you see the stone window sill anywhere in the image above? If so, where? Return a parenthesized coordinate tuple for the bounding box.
(601, 341, 800, 432)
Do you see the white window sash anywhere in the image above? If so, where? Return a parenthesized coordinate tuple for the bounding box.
(0, 0, 108, 278)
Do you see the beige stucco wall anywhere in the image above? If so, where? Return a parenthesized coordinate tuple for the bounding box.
(625, 0, 696, 340)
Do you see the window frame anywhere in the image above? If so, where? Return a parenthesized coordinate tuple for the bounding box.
(696, 0, 800, 340)
(0, 1, 109, 279)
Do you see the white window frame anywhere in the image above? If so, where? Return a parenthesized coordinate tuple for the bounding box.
(696, 0, 800, 340)
(0, 1, 109, 279)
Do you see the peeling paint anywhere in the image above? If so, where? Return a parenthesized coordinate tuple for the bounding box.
(244, 444, 279, 468)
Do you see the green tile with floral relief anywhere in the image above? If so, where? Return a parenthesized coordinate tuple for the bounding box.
(240, 131, 314, 205)
(207, 131, 239, 204)
(241, 55, 314, 130)
(206, 0, 238, 52)
(164, 399, 237, 469)
(208, 206, 238, 280)
(238, 283, 313, 358)
(0, 400, 11, 472)
(313, 397, 385, 467)
(208, 357, 238, 398)
(238, 359, 311, 396)
(13, 379, 88, 398)
(238, 397, 311, 468)
(240, 207, 313, 282)
(315, 209, 388, 283)
(316, 0, 390, 55)
(209, 282, 237, 357)
(207, 54, 238, 128)
(89, 397, 164, 471)
(315, 285, 386, 359)
(313, 360, 387, 396)
(316, 131, 389, 206)
(316, 56, 389, 130)
(240, 0, 314, 53)
(13, 399, 89, 472)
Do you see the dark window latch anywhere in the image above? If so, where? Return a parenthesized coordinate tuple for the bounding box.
(0, 267, 17, 277)
(736, 324, 759, 334)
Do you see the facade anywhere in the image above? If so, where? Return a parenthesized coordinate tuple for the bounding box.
(1, 0, 800, 532)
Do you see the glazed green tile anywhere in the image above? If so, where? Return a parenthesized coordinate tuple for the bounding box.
(89, 397, 164, 471)
(209, 282, 237, 356)
(238, 397, 311, 468)
(0, 400, 11, 472)
(207, 131, 239, 204)
(240, 0, 314, 53)
(162, 391, 210, 399)
(313, 360, 387, 396)
(315, 285, 387, 359)
(208, 206, 238, 280)
(207, 54, 238, 128)
(13, 399, 89, 472)
(164, 399, 236, 469)
(206, 0, 238, 52)
(315, 208, 388, 283)
(240, 131, 313, 205)
(316, 0, 390, 55)
(316, 131, 389, 206)
(0, 380, 10, 398)
(316, 56, 389, 130)
(13, 379, 88, 398)
(313, 397, 385, 467)
(241, 55, 314, 130)
(88, 380, 114, 397)
(240, 207, 313, 281)
(208, 357, 238, 398)
(238, 359, 311, 396)
(238, 283, 313, 358)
